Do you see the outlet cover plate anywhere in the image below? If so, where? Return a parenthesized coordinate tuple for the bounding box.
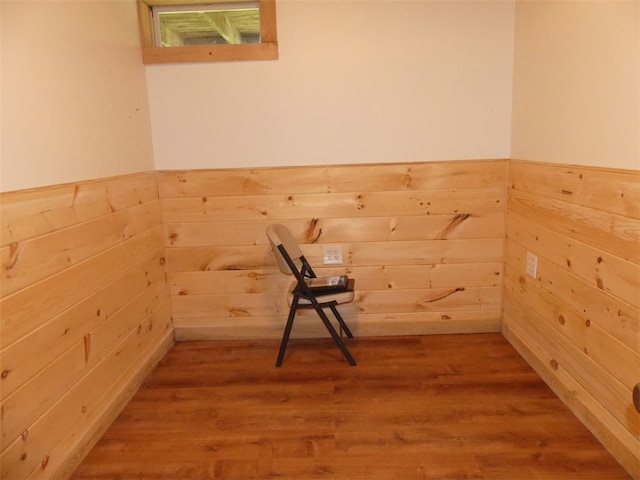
(323, 245, 343, 265)
(526, 252, 538, 278)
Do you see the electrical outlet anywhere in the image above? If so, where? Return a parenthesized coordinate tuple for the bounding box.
(323, 245, 343, 265)
(526, 252, 538, 278)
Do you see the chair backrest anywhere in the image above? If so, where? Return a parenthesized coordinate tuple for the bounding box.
(266, 224, 304, 275)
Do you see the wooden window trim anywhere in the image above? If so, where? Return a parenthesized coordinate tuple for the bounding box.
(137, 0, 278, 64)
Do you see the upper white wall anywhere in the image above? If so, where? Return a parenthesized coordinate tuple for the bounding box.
(146, 0, 515, 170)
(1, 1, 155, 192)
(511, 0, 639, 170)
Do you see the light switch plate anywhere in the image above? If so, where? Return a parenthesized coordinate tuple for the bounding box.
(323, 245, 343, 264)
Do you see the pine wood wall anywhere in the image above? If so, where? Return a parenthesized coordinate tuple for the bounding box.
(0, 173, 174, 479)
(159, 160, 507, 341)
(502, 160, 640, 477)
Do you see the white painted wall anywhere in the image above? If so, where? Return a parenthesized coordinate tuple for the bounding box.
(0, 0, 155, 192)
(146, 0, 516, 170)
(511, 0, 639, 170)
(3, 0, 634, 192)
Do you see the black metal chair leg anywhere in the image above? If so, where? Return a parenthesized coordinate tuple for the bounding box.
(330, 304, 354, 338)
(276, 296, 299, 367)
(313, 303, 356, 366)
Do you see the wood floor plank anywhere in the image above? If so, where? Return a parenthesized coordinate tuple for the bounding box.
(70, 334, 631, 480)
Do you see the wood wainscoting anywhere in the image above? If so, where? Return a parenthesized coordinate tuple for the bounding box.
(158, 160, 507, 341)
(0, 173, 174, 479)
(502, 160, 640, 477)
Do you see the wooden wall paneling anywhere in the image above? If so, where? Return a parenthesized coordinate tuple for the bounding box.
(506, 240, 639, 352)
(0, 173, 174, 480)
(158, 160, 508, 197)
(504, 160, 640, 478)
(173, 316, 288, 341)
(0, 172, 159, 247)
(0, 200, 162, 298)
(0, 252, 167, 401)
(1, 301, 173, 480)
(164, 239, 504, 273)
(161, 188, 505, 223)
(0, 227, 166, 349)
(344, 311, 502, 337)
(502, 283, 639, 437)
(2, 275, 170, 447)
(170, 286, 502, 320)
(508, 189, 639, 264)
(160, 160, 507, 340)
(168, 263, 503, 296)
(164, 214, 506, 247)
(356, 286, 502, 313)
(341, 239, 504, 266)
(172, 311, 503, 341)
(509, 160, 640, 220)
(507, 212, 640, 309)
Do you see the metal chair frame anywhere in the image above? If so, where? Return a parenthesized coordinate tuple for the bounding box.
(267, 225, 356, 367)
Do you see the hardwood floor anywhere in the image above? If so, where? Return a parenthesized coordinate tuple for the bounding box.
(71, 334, 631, 479)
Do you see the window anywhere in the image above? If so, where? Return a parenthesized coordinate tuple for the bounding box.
(137, 0, 278, 64)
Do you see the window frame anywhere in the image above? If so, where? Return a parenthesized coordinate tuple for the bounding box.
(137, 0, 278, 64)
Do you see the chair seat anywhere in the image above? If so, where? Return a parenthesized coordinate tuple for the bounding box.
(287, 279, 355, 306)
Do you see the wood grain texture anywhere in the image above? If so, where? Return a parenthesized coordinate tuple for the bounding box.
(70, 334, 631, 480)
(159, 160, 507, 339)
(159, 160, 507, 197)
(0, 172, 158, 247)
(503, 160, 640, 478)
(0, 173, 173, 480)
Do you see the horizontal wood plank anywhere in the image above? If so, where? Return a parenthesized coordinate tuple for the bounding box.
(1, 300, 172, 480)
(0, 172, 158, 247)
(161, 188, 505, 223)
(170, 286, 502, 319)
(0, 227, 166, 349)
(506, 240, 639, 351)
(168, 263, 503, 296)
(158, 160, 508, 197)
(0, 252, 167, 401)
(164, 213, 505, 247)
(173, 311, 502, 340)
(508, 189, 639, 263)
(165, 239, 504, 272)
(1, 273, 170, 449)
(1, 201, 163, 298)
(503, 259, 639, 392)
(507, 212, 639, 309)
(510, 160, 640, 220)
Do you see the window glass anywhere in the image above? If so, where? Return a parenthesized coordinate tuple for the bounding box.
(153, 2, 260, 47)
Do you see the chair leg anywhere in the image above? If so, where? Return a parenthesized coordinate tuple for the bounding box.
(330, 304, 354, 338)
(276, 296, 299, 367)
(313, 303, 356, 366)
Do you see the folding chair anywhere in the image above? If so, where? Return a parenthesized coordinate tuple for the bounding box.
(266, 224, 357, 367)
